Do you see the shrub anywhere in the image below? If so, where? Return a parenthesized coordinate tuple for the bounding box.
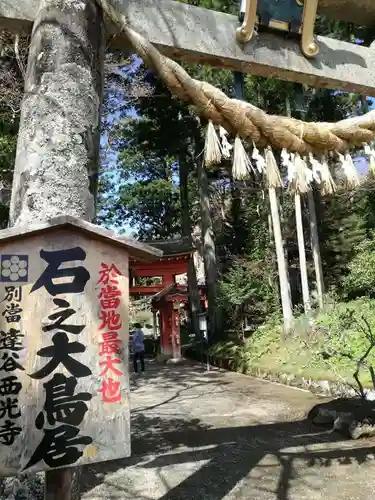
(342, 235, 375, 299)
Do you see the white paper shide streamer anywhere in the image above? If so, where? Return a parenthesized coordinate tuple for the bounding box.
(281, 148, 294, 185)
(308, 153, 322, 184)
(219, 126, 233, 159)
(364, 143, 375, 176)
(265, 147, 283, 188)
(252, 144, 266, 174)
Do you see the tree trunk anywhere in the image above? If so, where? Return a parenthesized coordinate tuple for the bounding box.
(9, 0, 104, 227)
(7, 0, 104, 498)
(197, 158, 219, 339)
(179, 157, 200, 338)
(269, 187, 294, 332)
(307, 189, 324, 308)
(295, 192, 311, 313)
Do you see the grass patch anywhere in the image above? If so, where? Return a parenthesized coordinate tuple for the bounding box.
(208, 297, 375, 388)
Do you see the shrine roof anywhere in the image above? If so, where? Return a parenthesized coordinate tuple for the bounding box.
(143, 237, 195, 257)
(152, 283, 189, 303)
(0, 215, 163, 262)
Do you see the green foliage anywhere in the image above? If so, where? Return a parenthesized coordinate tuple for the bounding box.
(208, 320, 281, 372)
(208, 298, 375, 388)
(104, 177, 181, 240)
(342, 235, 375, 298)
(315, 188, 368, 292)
(218, 256, 279, 331)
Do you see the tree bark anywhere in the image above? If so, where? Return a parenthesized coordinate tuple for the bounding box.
(295, 192, 311, 313)
(269, 187, 294, 332)
(9, 0, 104, 227)
(197, 158, 219, 339)
(307, 189, 325, 308)
(7, 0, 104, 498)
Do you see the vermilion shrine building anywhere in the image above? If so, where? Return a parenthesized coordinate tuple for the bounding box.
(129, 239, 206, 358)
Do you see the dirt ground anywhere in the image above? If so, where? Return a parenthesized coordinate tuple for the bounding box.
(81, 361, 375, 500)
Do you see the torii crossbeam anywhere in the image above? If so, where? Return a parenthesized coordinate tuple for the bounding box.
(1, 0, 375, 95)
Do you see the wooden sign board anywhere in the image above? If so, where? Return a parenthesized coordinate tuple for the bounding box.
(0, 216, 162, 476)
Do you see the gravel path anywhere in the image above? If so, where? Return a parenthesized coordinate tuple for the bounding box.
(80, 361, 375, 500)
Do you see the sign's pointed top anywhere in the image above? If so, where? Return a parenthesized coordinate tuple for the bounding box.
(0, 215, 163, 261)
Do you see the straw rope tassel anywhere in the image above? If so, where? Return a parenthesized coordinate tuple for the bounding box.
(204, 120, 222, 166)
(338, 152, 360, 188)
(265, 147, 283, 188)
(319, 155, 336, 195)
(293, 153, 310, 194)
(232, 135, 254, 180)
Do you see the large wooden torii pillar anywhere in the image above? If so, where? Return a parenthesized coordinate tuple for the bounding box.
(1, 0, 375, 498)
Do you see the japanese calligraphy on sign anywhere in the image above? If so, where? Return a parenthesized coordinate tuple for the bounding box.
(0, 218, 162, 476)
(97, 263, 124, 404)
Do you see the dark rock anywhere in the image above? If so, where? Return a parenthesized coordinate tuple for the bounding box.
(308, 398, 375, 439)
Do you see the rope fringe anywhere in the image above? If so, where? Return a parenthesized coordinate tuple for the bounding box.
(265, 147, 283, 189)
(204, 120, 222, 166)
(232, 136, 253, 180)
(319, 155, 336, 195)
(338, 152, 360, 189)
(292, 153, 310, 194)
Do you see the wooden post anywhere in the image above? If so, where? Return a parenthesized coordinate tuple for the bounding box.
(295, 192, 311, 312)
(7, 0, 105, 497)
(152, 309, 158, 339)
(307, 189, 325, 308)
(285, 97, 310, 314)
(172, 302, 181, 359)
(44, 467, 81, 500)
(268, 187, 294, 332)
